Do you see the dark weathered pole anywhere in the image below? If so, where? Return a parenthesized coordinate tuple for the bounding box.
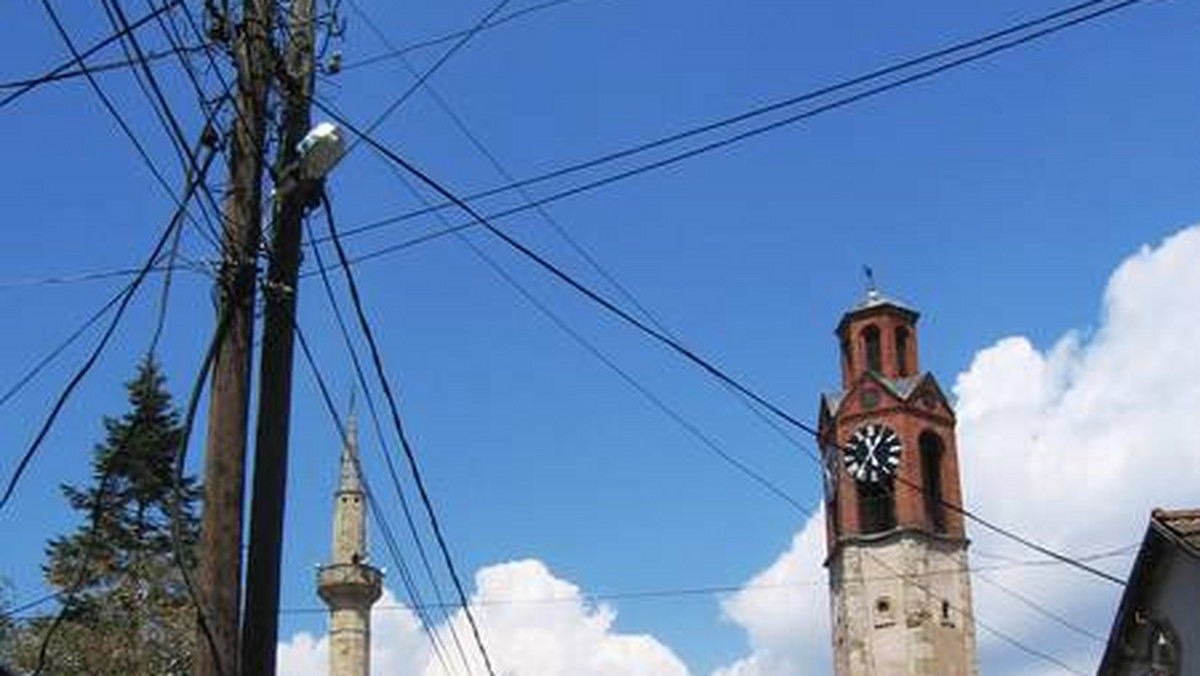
(194, 0, 273, 673)
(240, 0, 318, 671)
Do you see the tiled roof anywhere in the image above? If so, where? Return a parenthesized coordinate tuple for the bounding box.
(879, 374, 923, 399)
(821, 373, 932, 417)
(1153, 508, 1200, 556)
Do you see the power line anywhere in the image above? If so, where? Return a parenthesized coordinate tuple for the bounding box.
(346, 0, 671, 341)
(36, 0, 221, 257)
(102, 0, 231, 247)
(292, 318, 469, 676)
(345, 82, 1113, 663)
(0, 129, 221, 513)
(348, 0, 813, 515)
(313, 0, 1157, 252)
(303, 214, 477, 675)
(319, 193, 500, 676)
(310, 99, 1131, 591)
(27, 144, 224, 676)
(974, 571, 1108, 645)
(880, 552, 1089, 676)
(167, 296, 236, 676)
(0, 0, 185, 109)
(321, 111, 1113, 672)
(360, 135, 815, 517)
(0, 260, 210, 291)
(341, 0, 604, 72)
(0, 283, 127, 412)
(0, 45, 206, 91)
(344, 0, 517, 158)
(266, 543, 1134, 615)
(10, 542, 1133, 621)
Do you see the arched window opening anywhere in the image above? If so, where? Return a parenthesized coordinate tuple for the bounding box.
(919, 431, 946, 532)
(863, 325, 882, 374)
(858, 478, 895, 534)
(895, 326, 910, 377)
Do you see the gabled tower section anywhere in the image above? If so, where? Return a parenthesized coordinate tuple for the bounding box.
(318, 416, 383, 676)
(819, 288, 977, 676)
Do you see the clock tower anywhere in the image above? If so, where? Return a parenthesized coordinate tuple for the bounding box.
(819, 288, 978, 676)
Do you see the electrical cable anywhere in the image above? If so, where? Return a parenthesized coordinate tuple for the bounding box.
(350, 119, 1109, 670)
(0, 0, 185, 109)
(36, 0, 220, 256)
(870, 550, 1089, 676)
(0, 284, 128, 412)
(320, 192, 500, 676)
(313, 0, 1157, 251)
(341, 0, 603, 72)
(292, 318, 468, 676)
(267, 542, 1135, 616)
(27, 143, 222, 676)
(104, 0, 232, 249)
(974, 571, 1108, 644)
(10, 542, 1133, 621)
(0, 46, 206, 91)
(348, 0, 820, 518)
(31, 462, 123, 675)
(359, 136, 814, 517)
(310, 100, 1131, 589)
(303, 215, 476, 676)
(338, 144, 1104, 676)
(0, 134, 220, 513)
(167, 299, 234, 676)
(148, 96, 232, 357)
(96, 0, 199, 184)
(345, 0, 668, 337)
(344, 0, 516, 157)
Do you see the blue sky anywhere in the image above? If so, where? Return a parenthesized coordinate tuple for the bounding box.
(1, 0, 1198, 673)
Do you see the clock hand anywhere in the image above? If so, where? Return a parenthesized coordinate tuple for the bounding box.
(865, 435, 879, 467)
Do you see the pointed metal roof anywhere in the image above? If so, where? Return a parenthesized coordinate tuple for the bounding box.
(851, 287, 918, 314)
(836, 286, 919, 335)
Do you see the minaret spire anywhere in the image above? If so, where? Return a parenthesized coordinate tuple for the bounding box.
(318, 411, 383, 676)
(338, 413, 363, 497)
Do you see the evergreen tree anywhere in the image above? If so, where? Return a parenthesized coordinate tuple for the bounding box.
(3, 358, 201, 674)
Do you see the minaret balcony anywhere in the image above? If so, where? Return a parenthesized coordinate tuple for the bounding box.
(317, 562, 384, 607)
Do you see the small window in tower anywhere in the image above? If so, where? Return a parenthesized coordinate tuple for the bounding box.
(873, 596, 895, 628)
(919, 431, 947, 533)
(895, 326, 910, 376)
(941, 600, 954, 626)
(863, 325, 882, 373)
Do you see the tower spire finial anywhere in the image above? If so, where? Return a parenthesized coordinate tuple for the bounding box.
(863, 265, 881, 302)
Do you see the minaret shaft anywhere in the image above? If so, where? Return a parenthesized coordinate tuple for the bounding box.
(318, 415, 382, 676)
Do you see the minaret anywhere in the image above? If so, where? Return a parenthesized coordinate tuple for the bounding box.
(819, 287, 978, 676)
(318, 416, 383, 676)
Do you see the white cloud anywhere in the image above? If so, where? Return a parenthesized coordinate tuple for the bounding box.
(278, 588, 431, 676)
(281, 226, 1200, 676)
(713, 509, 830, 676)
(715, 225, 1200, 676)
(279, 559, 691, 676)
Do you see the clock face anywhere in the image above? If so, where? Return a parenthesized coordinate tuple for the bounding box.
(844, 423, 902, 484)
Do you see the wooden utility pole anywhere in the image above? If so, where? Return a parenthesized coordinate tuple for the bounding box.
(195, 0, 274, 673)
(240, 0, 318, 670)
